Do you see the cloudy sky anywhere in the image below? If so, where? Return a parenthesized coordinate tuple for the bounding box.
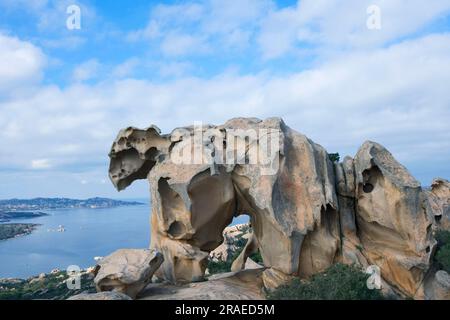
(0, 0, 449, 199)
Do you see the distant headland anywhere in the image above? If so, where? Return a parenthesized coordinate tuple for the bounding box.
(0, 197, 144, 212)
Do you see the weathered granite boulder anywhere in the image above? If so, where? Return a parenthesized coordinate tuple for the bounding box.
(351, 141, 435, 297)
(108, 117, 441, 299)
(94, 249, 163, 299)
(431, 270, 450, 300)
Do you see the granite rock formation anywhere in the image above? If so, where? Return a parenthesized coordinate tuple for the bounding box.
(93, 249, 163, 299)
(108, 117, 447, 299)
(140, 269, 266, 300)
(209, 224, 252, 264)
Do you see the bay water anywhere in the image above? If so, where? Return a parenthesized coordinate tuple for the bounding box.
(0, 201, 248, 279)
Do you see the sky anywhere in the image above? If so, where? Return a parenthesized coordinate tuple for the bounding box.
(0, 0, 449, 199)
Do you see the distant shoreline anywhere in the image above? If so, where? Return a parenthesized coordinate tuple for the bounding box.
(0, 198, 146, 241)
(0, 224, 40, 241)
(0, 197, 144, 211)
(0, 211, 48, 223)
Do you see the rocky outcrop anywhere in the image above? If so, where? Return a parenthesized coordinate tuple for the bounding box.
(337, 142, 435, 297)
(427, 178, 450, 230)
(209, 224, 251, 263)
(140, 269, 265, 300)
(108, 117, 445, 299)
(94, 249, 163, 299)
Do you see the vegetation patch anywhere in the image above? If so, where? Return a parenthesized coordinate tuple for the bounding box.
(0, 271, 96, 300)
(207, 227, 263, 276)
(435, 230, 450, 273)
(328, 153, 340, 163)
(267, 263, 384, 300)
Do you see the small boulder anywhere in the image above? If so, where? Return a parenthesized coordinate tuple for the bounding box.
(432, 270, 450, 300)
(94, 249, 164, 299)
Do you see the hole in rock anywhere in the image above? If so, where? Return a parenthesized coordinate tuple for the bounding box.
(426, 246, 430, 253)
(207, 214, 264, 276)
(168, 221, 187, 238)
(363, 183, 374, 193)
(361, 166, 383, 195)
(435, 215, 442, 223)
(110, 148, 156, 190)
(232, 214, 250, 225)
(117, 137, 126, 146)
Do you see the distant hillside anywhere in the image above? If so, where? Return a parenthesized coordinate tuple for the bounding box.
(0, 197, 144, 211)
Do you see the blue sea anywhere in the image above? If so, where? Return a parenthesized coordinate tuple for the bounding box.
(0, 200, 248, 279)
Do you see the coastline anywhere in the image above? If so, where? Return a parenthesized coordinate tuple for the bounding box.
(0, 224, 40, 241)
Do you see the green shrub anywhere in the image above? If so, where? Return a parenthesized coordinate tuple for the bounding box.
(249, 250, 263, 264)
(435, 230, 450, 247)
(207, 260, 232, 275)
(435, 244, 450, 273)
(328, 153, 340, 163)
(435, 230, 450, 273)
(267, 263, 384, 300)
(233, 237, 248, 249)
(0, 272, 96, 300)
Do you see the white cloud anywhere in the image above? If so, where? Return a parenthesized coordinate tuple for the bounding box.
(257, 5, 301, 59)
(126, 20, 160, 42)
(128, 0, 272, 56)
(152, 2, 205, 25)
(0, 0, 49, 12)
(40, 36, 86, 50)
(0, 0, 97, 33)
(160, 32, 210, 56)
(31, 159, 51, 170)
(72, 59, 100, 82)
(158, 61, 193, 78)
(1, 2, 450, 197)
(1, 33, 449, 186)
(200, 0, 273, 35)
(0, 33, 46, 93)
(126, 0, 450, 60)
(111, 58, 140, 78)
(258, 0, 450, 59)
